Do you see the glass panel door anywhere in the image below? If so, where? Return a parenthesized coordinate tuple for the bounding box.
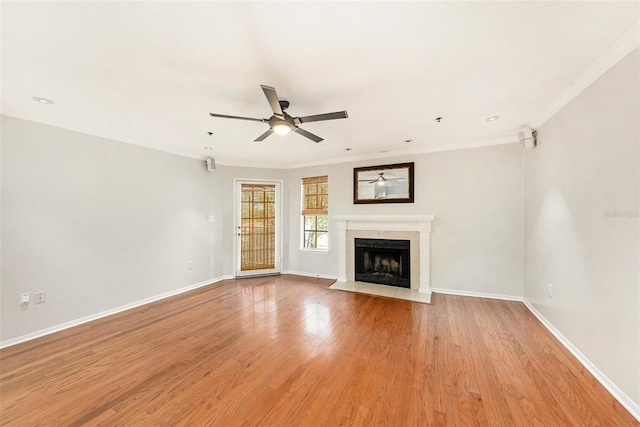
(236, 181, 281, 276)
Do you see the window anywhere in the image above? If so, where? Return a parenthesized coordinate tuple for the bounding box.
(301, 175, 328, 250)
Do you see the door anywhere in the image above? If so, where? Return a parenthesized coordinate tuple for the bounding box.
(235, 180, 282, 277)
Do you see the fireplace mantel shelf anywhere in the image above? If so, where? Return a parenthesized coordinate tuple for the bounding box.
(333, 215, 435, 221)
(333, 214, 435, 302)
(333, 215, 434, 230)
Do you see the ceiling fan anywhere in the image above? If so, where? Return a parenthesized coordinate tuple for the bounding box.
(209, 85, 348, 143)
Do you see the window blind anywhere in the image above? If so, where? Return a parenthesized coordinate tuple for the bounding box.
(302, 175, 328, 216)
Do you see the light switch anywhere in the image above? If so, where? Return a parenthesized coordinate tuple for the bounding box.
(19, 292, 30, 305)
(208, 216, 215, 223)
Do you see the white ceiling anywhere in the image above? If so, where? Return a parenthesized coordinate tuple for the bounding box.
(2, 2, 638, 168)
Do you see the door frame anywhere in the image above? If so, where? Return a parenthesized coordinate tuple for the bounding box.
(234, 178, 283, 277)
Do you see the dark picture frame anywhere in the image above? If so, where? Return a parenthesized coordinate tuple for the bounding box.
(353, 162, 414, 204)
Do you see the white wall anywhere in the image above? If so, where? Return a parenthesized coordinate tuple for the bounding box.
(1, 116, 224, 343)
(285, 164, 338, 278)
(523, 49, 639, 407)
(287, 143, 524, 297)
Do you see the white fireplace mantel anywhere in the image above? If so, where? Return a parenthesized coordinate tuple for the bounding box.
(333, 214, 435, 296)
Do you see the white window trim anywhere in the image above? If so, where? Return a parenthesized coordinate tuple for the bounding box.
(299, 247, 329, 254)
(300, 214, 329, 252)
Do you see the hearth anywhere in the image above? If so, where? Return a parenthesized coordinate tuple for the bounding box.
(354, 238, 410, 288)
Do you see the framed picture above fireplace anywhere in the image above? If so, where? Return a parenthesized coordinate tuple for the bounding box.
(353, 162, 414, 204)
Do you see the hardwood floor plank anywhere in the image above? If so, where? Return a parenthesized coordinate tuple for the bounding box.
(1, 276, 637, 426)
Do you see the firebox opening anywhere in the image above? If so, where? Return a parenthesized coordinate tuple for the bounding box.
(354, 238, 410, 288)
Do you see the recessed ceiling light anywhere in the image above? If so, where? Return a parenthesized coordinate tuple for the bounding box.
(32, 97, 54, 105)
(204, 146, 213, 150)
(486, 116, 500, 121)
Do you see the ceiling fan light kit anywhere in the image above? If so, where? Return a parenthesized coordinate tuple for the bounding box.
(209, 85, 348, 143)
(273, 123, 291, 135)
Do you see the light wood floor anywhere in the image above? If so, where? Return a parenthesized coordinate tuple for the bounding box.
(1, 275, 637, 426)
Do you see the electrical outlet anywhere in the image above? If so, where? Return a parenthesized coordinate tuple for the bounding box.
(188, 261, 194, 269)
(19, 292, 30, 306)
(547, 283, 553, 298)
(35, 291, 46, 304)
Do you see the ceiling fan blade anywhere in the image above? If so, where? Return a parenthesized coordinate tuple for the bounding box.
(297, 111, 348, 124)
(254, 129, 274, 142)
(209, 113, 265, 123)
(260, 85, 285, 119)
(294, 127, 323, 143)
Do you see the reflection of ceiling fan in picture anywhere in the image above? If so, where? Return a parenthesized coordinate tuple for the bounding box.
(360, 172, 404, 186)
(209, 85, 348, 143)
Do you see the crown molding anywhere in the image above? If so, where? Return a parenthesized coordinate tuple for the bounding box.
(285, 136, 518, 170)
(209, 136, 519, 169)
(530, 25, 640, 130)
(3, 111, 518, 170)
(1, 111, 203, 161)
(214, 159, 290, 169)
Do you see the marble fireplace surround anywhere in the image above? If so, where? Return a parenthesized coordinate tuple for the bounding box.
(334, 215, 435, 299)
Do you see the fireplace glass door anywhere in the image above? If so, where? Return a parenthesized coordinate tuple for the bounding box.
(354, 238, 410, 288)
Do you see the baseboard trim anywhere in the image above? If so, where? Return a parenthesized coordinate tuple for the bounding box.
(523, 300, 640, 422)
(282, 270, 337, 280)
(430, 287, 523, 302)
(4, 278, 636, 421)
(0, 276, 226, 349)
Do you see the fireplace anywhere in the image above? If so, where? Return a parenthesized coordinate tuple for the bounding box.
(354, 238, 410, 288)
(335, 215, 434, 301)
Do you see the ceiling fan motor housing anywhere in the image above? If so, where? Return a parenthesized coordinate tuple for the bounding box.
(269, 114, 294, 131)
